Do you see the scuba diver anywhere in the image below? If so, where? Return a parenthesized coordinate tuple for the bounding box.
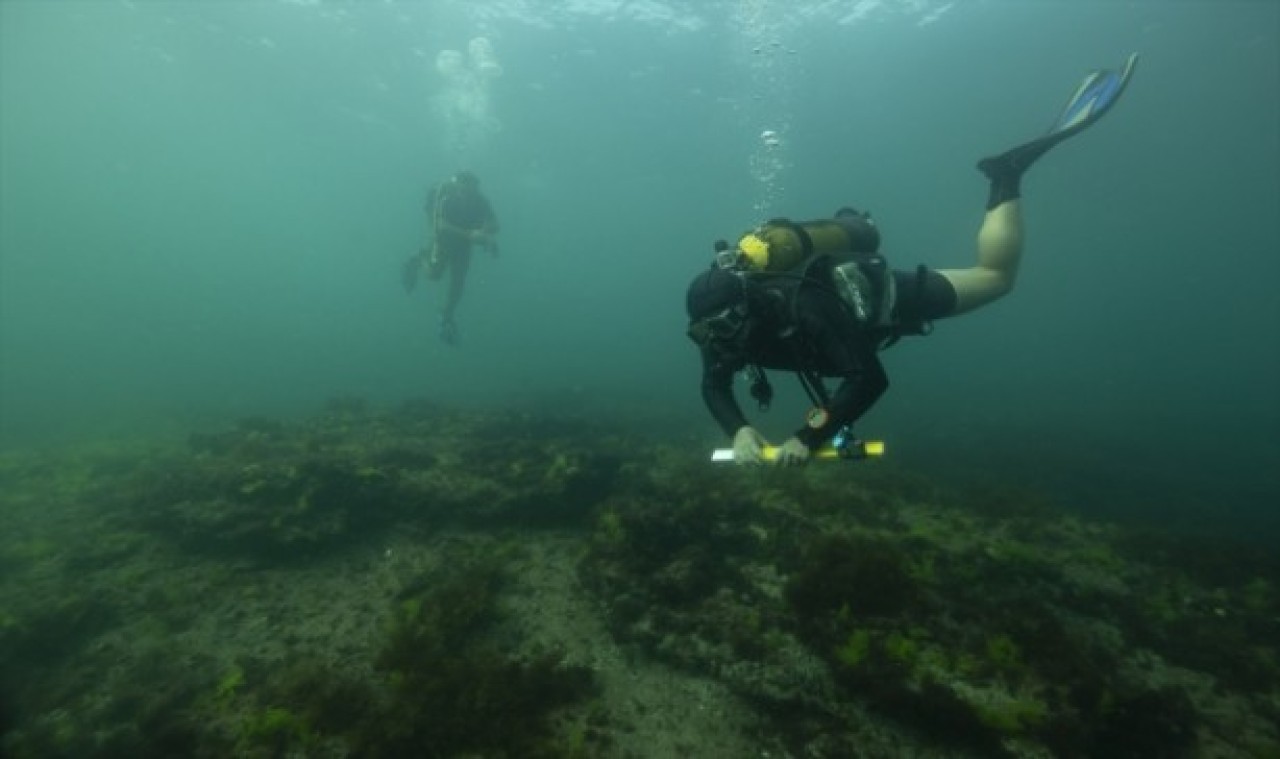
(402, 171, 500, 345)
(687, 54, 1139, 465)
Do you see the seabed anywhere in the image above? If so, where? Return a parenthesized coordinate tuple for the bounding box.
(1, 398, 1277, 758)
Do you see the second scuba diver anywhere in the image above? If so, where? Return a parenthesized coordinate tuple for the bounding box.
(403, 171, 500, 346)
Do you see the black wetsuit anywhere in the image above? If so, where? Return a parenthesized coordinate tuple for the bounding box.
(427, 184, 498, 320)
(432, 187, 496, 253)
(698, 265, 957, 448)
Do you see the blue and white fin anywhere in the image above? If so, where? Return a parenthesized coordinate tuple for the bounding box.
(1049, 53, 1139, 138)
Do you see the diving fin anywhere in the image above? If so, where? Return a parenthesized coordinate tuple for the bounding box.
(1048, 52, 1139, 140)
(980, 53, 1139, 179)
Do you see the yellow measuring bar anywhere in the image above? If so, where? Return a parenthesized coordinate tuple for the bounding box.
(710, 440, 885, 463)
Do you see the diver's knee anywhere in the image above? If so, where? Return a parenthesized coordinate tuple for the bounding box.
(990, 276, 1016, 299)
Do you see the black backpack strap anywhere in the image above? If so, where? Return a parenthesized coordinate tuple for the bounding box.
(796, 368, 829, 408)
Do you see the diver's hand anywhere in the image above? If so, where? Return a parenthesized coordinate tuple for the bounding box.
(732, 426, 768, 465)
(469, 230, 499, 256)
(775, 437, 811, 466)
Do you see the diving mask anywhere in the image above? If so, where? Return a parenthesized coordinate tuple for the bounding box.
(687, 302, 750, 349)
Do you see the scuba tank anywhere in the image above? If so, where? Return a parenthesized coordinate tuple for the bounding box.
(732, 208, 881, 272)
(720, 208, 893, 327)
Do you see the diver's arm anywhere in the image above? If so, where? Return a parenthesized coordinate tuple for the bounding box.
(792, 324, 888, 448)
(700, 350, 749, 438)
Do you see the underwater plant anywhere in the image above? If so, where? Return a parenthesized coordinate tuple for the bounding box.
(359, 557, 598, 756)
(834, 628, 872, 669)
(785, 534, 919, 626)
(212, 663, 245, 710)
(983, 633, 1025, 679)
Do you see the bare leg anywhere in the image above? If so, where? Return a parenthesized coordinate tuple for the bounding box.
(441, 250, 471, 324)
(426, 246, 447, 282)
(938, 200, 1024, 315)
(936, 55, 1136, 319)
(426, 247, 462, 344)
(439, 250, 471, 345)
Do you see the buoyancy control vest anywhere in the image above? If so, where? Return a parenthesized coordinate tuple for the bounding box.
(709, 209, 933, 413)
